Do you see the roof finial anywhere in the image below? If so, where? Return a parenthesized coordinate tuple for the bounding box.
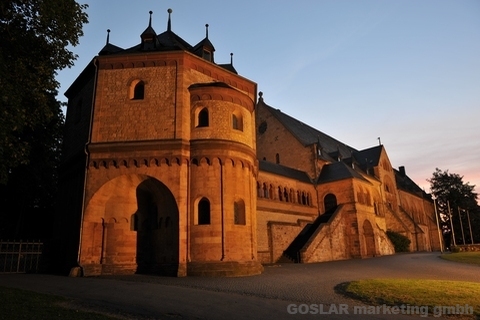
(167, 8, 172, 31)
(106, 29, 110, 45)
(230, 52, 233, 65)
(258, 91, 263, 101)
(205, 24, 209, 38)
(148, 11, 153, 27)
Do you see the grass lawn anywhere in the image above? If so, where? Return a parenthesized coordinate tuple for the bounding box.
(337, 279, 480, 318)
(0, 286, 118, 320)
(440, 252, 480, 266)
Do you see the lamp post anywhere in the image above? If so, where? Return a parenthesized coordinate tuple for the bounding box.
(466, 209, 474, 245)
(448, 201, 456, 247)
(458, 206, 466, 245)
(433, 197, 444, 253)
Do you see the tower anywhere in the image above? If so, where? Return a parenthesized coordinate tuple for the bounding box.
(61, 10, 262, 276)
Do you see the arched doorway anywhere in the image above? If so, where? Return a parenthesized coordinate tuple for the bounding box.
(81, 175, 179, 276)
(324, 193, 337, 212)
(134, 178, 179, 275)
(363, 220, 376, 257)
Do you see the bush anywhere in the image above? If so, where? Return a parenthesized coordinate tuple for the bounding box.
(386, 230, 411, 252)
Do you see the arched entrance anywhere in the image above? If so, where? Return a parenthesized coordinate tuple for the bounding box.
(324, 193, 337, 212)
(135, 178, 179, 275)
(80, 175, 179, 276)
(363, 220, 376, 257)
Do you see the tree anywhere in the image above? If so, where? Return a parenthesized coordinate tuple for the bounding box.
(0, 0, 88, 184)
(0, 0, 88, 238)
(428, 168, 479, 247)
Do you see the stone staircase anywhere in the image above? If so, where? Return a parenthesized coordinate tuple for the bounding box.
(281, 207, 336, 263)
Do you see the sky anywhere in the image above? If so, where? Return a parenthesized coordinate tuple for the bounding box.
(56, 0, 480, 195)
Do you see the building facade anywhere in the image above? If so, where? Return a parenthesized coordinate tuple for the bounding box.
(56, 10, 441, 277)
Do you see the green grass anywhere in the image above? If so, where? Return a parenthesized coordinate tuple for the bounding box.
(440, 252, 480, 265)
(0, 286, 117, 320)
(338, 279, 480, 318)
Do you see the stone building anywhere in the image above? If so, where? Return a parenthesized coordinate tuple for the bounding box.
(56, 10, 441, 277)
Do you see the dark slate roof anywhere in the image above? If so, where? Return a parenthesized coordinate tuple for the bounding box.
(317, 161, 370, 184)
(193, 37, 215, 53)
(394, 169, 431, 199)
(97, 13, 240, 75)
(258, 97, 356, 160)
(217, 63, 238, 74)
(259, 161, 312, 183)
(353, 145, 383, 168)
(99, 43, 124, 55)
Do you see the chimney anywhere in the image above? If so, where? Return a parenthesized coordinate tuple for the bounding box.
(399, 166, 406, 177)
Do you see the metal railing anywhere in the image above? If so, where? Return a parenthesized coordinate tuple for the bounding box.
(0, 240, 43, 273)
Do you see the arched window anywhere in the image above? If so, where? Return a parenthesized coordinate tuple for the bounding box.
(234, 200, 246, 225)
(232, 114, 239, 130)
(275, 153, 280, 164)
(257, 182, 262, 198)
(324, 193, 337, 212)
(197, 108, 209, 127)
(130, 80, 145, 100)
(198, 198, 210, 225)
(263, 183, 269, 198)
(284, 188, 289, 202)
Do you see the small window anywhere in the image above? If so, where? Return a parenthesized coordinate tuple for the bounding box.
(198, 198, 210, 225)
(197, 108, 209, 127)
(275, 153, 280, 164)
(130, 80, 145, 100)
(234, 200, 246, 225)
(232, 114, 239, 130)
(133, 82, 144, 100)
(232, 113, 243, 131)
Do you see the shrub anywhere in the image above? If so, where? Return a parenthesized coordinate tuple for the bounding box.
(386, 230, 411, 252)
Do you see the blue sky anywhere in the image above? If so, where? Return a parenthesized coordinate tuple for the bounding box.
(57, 0, 480, 194)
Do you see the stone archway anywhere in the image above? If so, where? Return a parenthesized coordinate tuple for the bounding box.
(135, 178, 179, 275)
(363, 220, 376, 257)
(324, 193, 338, 212)
(80, 175, 179, 276)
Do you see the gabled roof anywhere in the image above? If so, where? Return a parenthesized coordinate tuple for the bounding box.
(259, 161, 312, 183)
(258, 96, 356, 160)
(317, 161, 370, 184)
(217, 63, 238, 74)
(99, 43, 124, 55)
(193, 37, 215, 53)
(353, 145, 383, 168)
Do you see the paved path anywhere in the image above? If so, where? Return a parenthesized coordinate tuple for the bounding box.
(1, 252, 478, 319)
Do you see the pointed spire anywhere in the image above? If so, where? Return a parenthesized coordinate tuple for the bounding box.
(205, 24, 209, 38)
(148, 11, 153, 27)
(106, 29, 110, 45)
(230, 52, 233, 65)
(167, 8, 172, 31)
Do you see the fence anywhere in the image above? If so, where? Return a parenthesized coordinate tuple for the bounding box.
(0, 240, 43, 273)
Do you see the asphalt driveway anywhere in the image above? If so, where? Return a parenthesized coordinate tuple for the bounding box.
(1, 252, 478, 319)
